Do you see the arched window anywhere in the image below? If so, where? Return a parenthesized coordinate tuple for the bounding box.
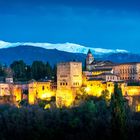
(42, 86, 45, 90)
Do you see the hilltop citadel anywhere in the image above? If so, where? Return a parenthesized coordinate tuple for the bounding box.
(0, 50, 140, 111)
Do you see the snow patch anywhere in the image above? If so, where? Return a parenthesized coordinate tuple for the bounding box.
(0, 40, 128, 54)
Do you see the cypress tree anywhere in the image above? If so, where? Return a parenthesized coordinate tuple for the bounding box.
(111, 83, 127, 139)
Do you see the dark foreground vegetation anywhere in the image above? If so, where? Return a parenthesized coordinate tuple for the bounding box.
(0, 102, 140, 139)
(0, 83, 139, 140)
(0, 103, 138, 140)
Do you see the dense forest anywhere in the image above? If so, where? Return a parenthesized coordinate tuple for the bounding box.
(0, 84, 139, 140)
(0, 60, 57, 81)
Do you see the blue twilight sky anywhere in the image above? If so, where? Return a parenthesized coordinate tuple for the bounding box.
(0, 0, 140, 53)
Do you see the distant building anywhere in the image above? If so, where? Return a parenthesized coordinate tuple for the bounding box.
(94, 73, 120, 82)
(113, 62, 140, 81)
(91, 68, 114, 76)
(85, 50, 140, 82)
(5, 77, 13, 83)
(86, 49, 94, 71)
(85, 50, 119, 82)
(86, 49, 114, 71)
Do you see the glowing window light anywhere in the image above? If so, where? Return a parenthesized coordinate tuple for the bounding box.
(137, 104, 140, 112)
(40, 92, 52, 100)
(85, 87, 90, 92)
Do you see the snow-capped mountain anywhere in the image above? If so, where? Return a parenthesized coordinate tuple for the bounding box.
(0, 40, 128, 55)
(0, 45, 86, 65)
(0, 41, 139, 65)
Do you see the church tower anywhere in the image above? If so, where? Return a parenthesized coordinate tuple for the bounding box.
(86, 49, 94, 71)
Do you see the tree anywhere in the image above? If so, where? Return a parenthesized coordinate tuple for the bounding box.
(52, 64, 57, 81)
(25, 65, 31, 80)
(83, 59, 87, 71)
(31, 61, 46, 80)
(10, 60, 27, 81)
(101, 89, 110, 105)
(0, 63, 6, 77)
(45, 62, 53, 79)
(110, 83, 127, 139)
(19, 99, 28, 107)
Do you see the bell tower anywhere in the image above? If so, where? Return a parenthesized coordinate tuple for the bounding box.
(86, 49, 94, 70)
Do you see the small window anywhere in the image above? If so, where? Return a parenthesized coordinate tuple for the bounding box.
(42, 86, 45, 90)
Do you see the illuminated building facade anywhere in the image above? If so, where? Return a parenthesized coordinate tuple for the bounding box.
(91, 68, 114, 76)
(113, 62, 140, 81)
(56, 62, 82, 107)
(28, 81, 55, 104)
(28, 81, 37, 104)
(12, 84, 22, 102)
(0, 83, 11, 96)
(85, 50, 140, 83)
(94, 73, 120, 82)
(83, 76, 126, 99)
(84, 50, 140, 112)
(0, 83, 22, 105)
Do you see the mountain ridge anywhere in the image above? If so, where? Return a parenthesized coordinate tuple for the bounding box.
(0, 45, 139, 66)
(0, 45, 86, 65)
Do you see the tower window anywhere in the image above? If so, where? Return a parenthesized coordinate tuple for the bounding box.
(42, 86, 45, 90)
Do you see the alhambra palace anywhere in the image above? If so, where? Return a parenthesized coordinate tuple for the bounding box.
(1, 50, 140, 111)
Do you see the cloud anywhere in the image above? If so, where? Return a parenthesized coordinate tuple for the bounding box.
(0, 40, 128, 54)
